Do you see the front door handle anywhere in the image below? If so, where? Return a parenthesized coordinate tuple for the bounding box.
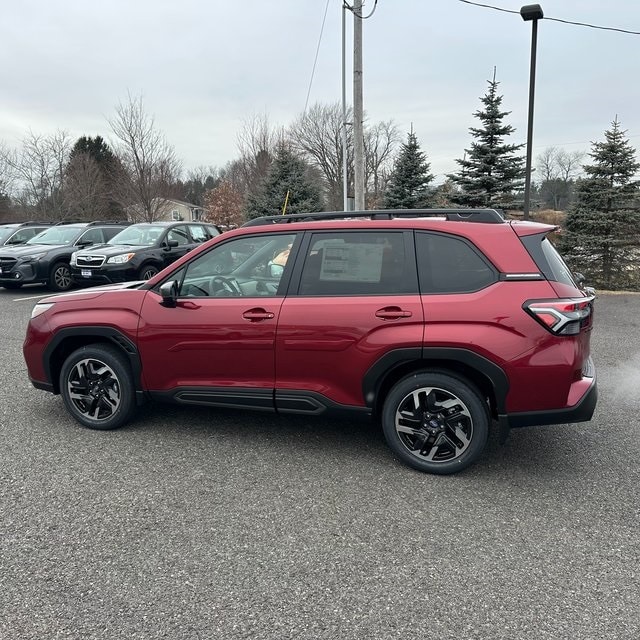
(375, 306, 412, 320)
(243, 308, 275, 322)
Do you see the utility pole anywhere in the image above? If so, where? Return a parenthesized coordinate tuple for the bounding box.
(353, 0, 365, 211)
(341, 1, 349, 211)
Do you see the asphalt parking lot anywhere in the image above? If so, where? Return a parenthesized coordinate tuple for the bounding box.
(1, 286, 639, 640)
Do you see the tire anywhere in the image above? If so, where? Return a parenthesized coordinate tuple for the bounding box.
(381, 371, 489, 475)
(49, 262, 72, 291)
(138, 264, 159, 280)
(59, 344, 136, 430)
(1, 282, 23, 290)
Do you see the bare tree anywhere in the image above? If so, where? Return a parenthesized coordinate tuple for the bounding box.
(289, 103, 348, 210)
(289, 102, 399, 210)
(108, 94, 182, 222)
(556, 149, 585, 182)
(234, 114, 284, 197)
(0, 130, 72, 219)
(536, 146, 585, 210)
(364, 119, 399, 208)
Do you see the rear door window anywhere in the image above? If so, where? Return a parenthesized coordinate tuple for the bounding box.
(189, 225, 209, 244)
(297, 231, 417, 296)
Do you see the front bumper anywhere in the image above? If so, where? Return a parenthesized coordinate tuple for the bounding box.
(0, 262, 43, 285)
(70, 264, 138, 286)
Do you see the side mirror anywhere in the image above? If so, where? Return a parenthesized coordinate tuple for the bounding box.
(162, 239, 179, 250)
(269, 263, 284, 278)
(159, 280, 179, 307)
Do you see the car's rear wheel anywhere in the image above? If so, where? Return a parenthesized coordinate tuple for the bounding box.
(381, 371, 489, 475)
(138, 264, 159, 280)
(59, 344, 136, 430)
(49, 262, 72, 291)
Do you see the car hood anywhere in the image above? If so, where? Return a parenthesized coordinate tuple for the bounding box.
(0, 243, 64, 258)
(38, 280, 147, 304)
(76, 244, 151, 257)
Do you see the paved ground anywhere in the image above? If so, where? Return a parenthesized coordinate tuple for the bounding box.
(1, 286, 639, 640)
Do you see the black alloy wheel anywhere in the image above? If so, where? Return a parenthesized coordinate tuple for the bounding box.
(381, 372, 489, 475)
(49, 262, 72, 291)
(59, 344, 136, 430)
(139, 265, 159, 280)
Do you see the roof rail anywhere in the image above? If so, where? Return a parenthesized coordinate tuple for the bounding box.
(242, 208, 505, 227)
(0, 220, 55, 225)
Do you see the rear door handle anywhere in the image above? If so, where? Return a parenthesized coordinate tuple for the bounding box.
(243, 308, 275, 322)
(375, 307, 412, 320)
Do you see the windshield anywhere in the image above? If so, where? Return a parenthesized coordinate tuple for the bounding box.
(26, 227, 82, 245)
(0, 227, 17, 243)
(108, 225, 164, 247)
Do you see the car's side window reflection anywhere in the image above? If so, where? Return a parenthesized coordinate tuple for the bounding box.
(178, 233, 296, 298)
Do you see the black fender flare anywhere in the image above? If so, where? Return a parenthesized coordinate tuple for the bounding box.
(43, 326, 143, 393)
(362, 347, 509, 413)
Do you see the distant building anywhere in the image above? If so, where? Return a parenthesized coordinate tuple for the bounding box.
(126, 198, 206, 223)
(154, 199, 206, 222)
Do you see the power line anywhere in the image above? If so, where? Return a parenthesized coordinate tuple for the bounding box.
(304, 0, 332, 115)
(458, 0, 640, 35)
(344, 0, 379, 20)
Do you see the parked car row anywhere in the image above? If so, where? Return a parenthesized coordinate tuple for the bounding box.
(0, 220, 220, 291)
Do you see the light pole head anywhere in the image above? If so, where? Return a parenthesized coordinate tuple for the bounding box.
(520, 4, 544, 21)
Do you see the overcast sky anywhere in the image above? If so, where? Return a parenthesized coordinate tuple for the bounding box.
(1, 0, 639, 180)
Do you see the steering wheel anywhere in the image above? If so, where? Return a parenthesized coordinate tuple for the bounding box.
(211, 275, 241, 296)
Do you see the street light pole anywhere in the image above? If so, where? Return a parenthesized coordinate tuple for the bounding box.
(521, 4, 543, 221)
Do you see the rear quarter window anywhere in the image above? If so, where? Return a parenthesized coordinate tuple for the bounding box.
(520, 234, 578, 288)
(416, 232, 498, 294)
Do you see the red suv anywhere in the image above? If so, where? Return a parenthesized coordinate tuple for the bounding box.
(23, 210, 597, 474)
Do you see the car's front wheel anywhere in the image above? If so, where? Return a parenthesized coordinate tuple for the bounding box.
(381, 371, 489, 475)
(59, 344, 136, 430)
(138, 264, 159, 280)
(49, 262, 72, 291)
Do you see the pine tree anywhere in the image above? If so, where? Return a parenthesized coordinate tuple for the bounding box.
(559, 118, 640, 290)
(448, 71, 525, 209)
(66, 136, 123, 219)
(384, 130, 434, 208)
(245, 146, 324, 220)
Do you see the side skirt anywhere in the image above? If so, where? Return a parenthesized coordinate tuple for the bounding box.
(148, 387, 371, 419)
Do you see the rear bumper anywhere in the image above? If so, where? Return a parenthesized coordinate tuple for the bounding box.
(501, 373, 597, 430)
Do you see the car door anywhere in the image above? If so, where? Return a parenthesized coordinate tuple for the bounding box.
(275, 230, 424, 411)
(159, 225, 194, 268)
(137, 231, 298, 409)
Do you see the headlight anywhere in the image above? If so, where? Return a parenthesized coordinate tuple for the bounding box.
(22, 252, 47, 263)
(107, 253, 136, 264)
(30, 303, 53, 319)
(70, 252, 77, 266)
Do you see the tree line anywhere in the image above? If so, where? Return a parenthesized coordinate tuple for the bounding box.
(1, 75, 638, 290)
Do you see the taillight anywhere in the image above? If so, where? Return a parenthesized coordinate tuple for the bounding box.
(524, 296, 594, 335)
